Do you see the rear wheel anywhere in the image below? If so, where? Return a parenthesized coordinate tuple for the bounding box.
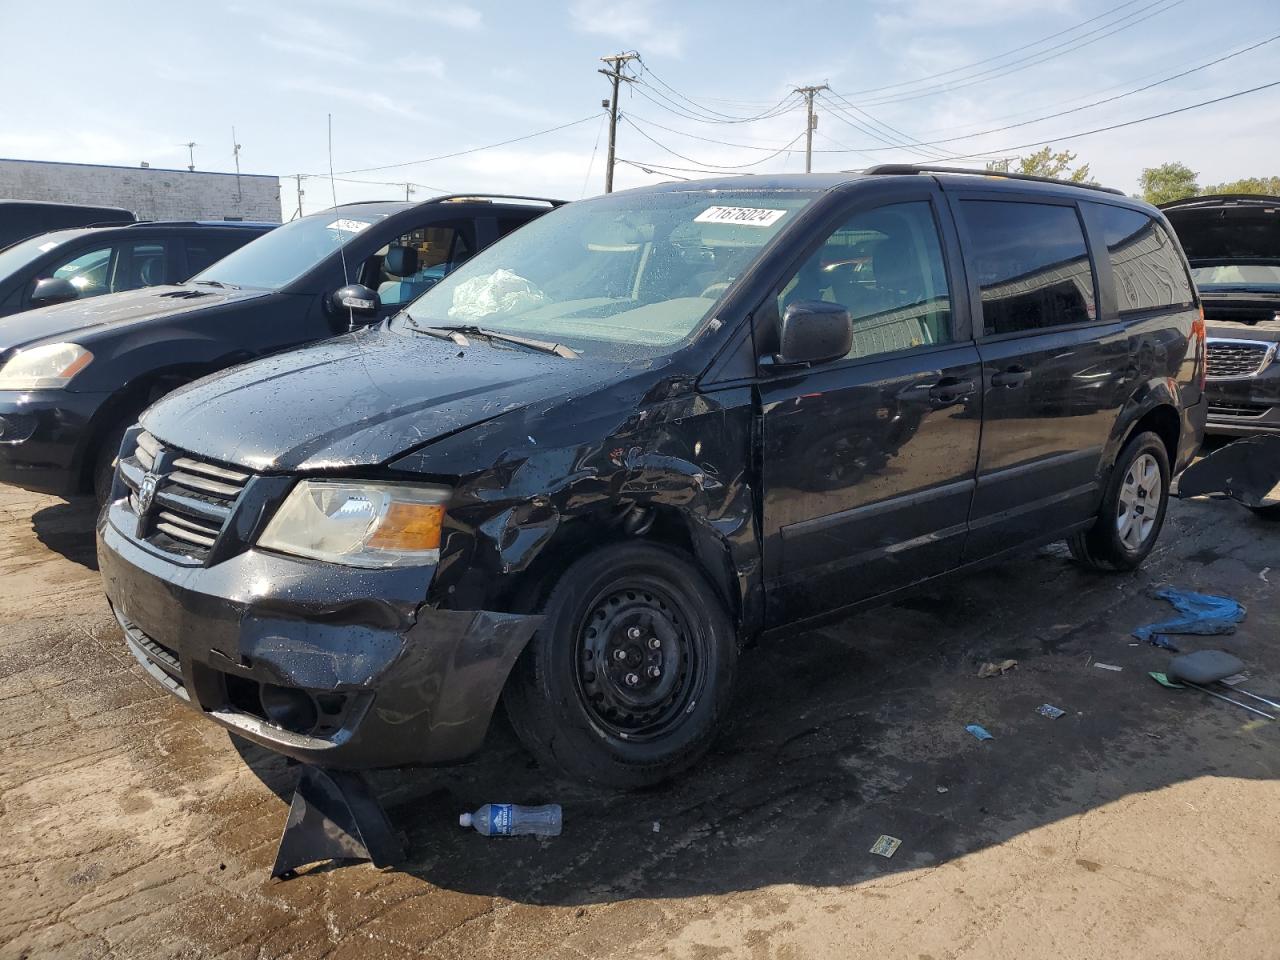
(503, 541, 737, 789)
(1068, 430, 1170, 571)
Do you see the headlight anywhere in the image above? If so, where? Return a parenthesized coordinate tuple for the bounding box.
(258, 480, 449, 568)
(0, 342, 93, 390)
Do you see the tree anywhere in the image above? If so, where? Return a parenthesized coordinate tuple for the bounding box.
(1015, 146, 1092, 183)
(1139, 162, 1199, 205)
(1201, 175, 1280, 197)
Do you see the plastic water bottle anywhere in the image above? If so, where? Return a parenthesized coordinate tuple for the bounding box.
(459, 803, 562, 837)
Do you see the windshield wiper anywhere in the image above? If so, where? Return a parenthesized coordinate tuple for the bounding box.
(192, 279, 238, 289)
(408, 321, 579, 359)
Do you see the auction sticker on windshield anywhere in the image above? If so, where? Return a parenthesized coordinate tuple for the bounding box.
(326, 218, 372, 234)
(694, 206, 787, 227)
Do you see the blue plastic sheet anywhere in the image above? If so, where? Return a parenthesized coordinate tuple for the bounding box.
(1133, 589, 1246, 648)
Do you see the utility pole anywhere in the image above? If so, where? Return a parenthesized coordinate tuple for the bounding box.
(794, 85, 828, 173)
(405, 182, 415, 202)
(293, 174, 305, 220)
(181, 141, 197, 171)
(599, 51, 638, 194)
(231, 128, 242, 202)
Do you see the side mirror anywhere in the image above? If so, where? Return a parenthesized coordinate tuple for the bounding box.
(775, 300, 852, 366)
(31, 276, 81, 307)
(331, 283, 381, 318)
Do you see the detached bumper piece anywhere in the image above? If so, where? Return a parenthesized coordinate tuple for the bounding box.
(1179, 434, 1280, 508)
(271, 767, 403, 880)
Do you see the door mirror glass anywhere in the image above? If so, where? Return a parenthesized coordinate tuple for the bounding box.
(31, 276, 81, 306)
(331, 283, 381, 317)
(776, 299, 853, 366)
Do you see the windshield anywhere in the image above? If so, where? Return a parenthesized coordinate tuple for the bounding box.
(0, 229, 84, 279)
(192, 210, 389, 290)
(401, 189, 814, 356)
(1191, 264, 1280, 289)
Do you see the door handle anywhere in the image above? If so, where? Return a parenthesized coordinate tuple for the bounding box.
(928, 377, 976, 403)
(990, 366, 1030, 388)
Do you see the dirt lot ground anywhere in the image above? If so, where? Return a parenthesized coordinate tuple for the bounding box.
(1, 484, 1277, 960)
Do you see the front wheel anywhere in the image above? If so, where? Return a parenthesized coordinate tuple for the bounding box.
(1068, 430, 1170, 571)
(503, 541, 738, 789)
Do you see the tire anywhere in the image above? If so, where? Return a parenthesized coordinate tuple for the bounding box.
(92, 419, 132, 506)
(1068, 430, 1170, 571)
(503, 541, 738, 789)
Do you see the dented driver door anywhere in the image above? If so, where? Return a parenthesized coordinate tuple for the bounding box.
(756, 186, 982, 627)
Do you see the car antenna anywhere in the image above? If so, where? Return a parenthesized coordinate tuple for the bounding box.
(327, 113, 356, 332)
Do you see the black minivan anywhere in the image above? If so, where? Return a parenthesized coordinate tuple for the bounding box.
(0, 195, 556, 499)
(99, 167, 1206, 788)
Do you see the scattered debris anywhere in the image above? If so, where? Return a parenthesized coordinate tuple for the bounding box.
(1220, 673, 1249, 687)
(1036, 704, 1066, 719)
(869, 835, 902, 858)
(1149, 671, 1183, 689)
(1261, 567, 1271, 583)
(977, 658, 1018, 679)
(966, 724, 994, 741)
(1150, 634, 1181, 652)
(936, 786, 949, 794)
(652, 821, 660, 833)
(1133, 589, 1246, 650)
(1094, 663, 1123, 672)
(1169, 650, 1280, 716)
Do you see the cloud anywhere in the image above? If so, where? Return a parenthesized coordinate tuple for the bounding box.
(568, 0, 685, 58)
(875, 0, 1076, 30)
(388, 55, 446, 77)
(276, 76, 425, 121)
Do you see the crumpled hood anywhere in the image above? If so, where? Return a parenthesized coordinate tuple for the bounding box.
(140, 323, 623, 472)
(0, 284, 269, 351)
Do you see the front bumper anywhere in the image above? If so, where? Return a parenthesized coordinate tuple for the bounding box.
(1205, 336, 1280, 435)
(0, 389, 109, 495)
(97, 498, 541, 768)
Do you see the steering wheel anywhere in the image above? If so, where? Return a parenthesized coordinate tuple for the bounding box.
(699, 281, 732, 300)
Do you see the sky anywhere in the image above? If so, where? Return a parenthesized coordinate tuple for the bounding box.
(1, 0, 1277, 216)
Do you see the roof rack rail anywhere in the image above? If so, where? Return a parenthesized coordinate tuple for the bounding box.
(862, 163, 1126, 197)
(425, 193, 567, 207)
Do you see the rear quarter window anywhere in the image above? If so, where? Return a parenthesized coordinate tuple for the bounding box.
(1084, 203, 1194, 313)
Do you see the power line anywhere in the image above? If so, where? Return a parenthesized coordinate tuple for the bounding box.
(843, 0, 1149, 97)
(635, 58, 802, 123)
(886, 79, 1280, 165)
(628, 78, 802, 125)
(853, 0, 1182, 107)
(822, 33, 1280, 155)
(620, 115, 805, 170)
(313, 114, 600, 176)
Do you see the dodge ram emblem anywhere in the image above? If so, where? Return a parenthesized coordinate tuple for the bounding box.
(137, 472, 159, 515)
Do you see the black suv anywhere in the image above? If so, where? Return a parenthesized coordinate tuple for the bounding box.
(0, 195, 558, 499)
(1161, 195, 1280, 434)
(99, 167, 1205, 789)
(0, 220, 274, 318)
(0, 199, 135, 249)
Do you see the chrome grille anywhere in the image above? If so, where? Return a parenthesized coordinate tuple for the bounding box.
(117, 431, 252, 561)
(1206, 340, 1274, 379)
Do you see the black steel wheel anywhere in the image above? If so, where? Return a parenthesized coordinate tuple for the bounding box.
(504, 541, 737, 789)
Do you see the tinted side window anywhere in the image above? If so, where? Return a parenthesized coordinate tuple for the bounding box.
(48, 246, 115, 297)
(184, 237, 247, 278)
(960, 200, 1097, 336)
(776, 201, 952, 360)
(1084, 203, 1194, 312)
(112, 242, 167, 291)
(374, 223, 475, 308)
(498, 215, 538, 238)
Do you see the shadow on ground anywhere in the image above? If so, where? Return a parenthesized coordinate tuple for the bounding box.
(31, 498, 101, 570)
(232, 496, 1280, 906)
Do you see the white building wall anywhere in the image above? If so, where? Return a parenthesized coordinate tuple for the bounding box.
(0, 159, 281, 222)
